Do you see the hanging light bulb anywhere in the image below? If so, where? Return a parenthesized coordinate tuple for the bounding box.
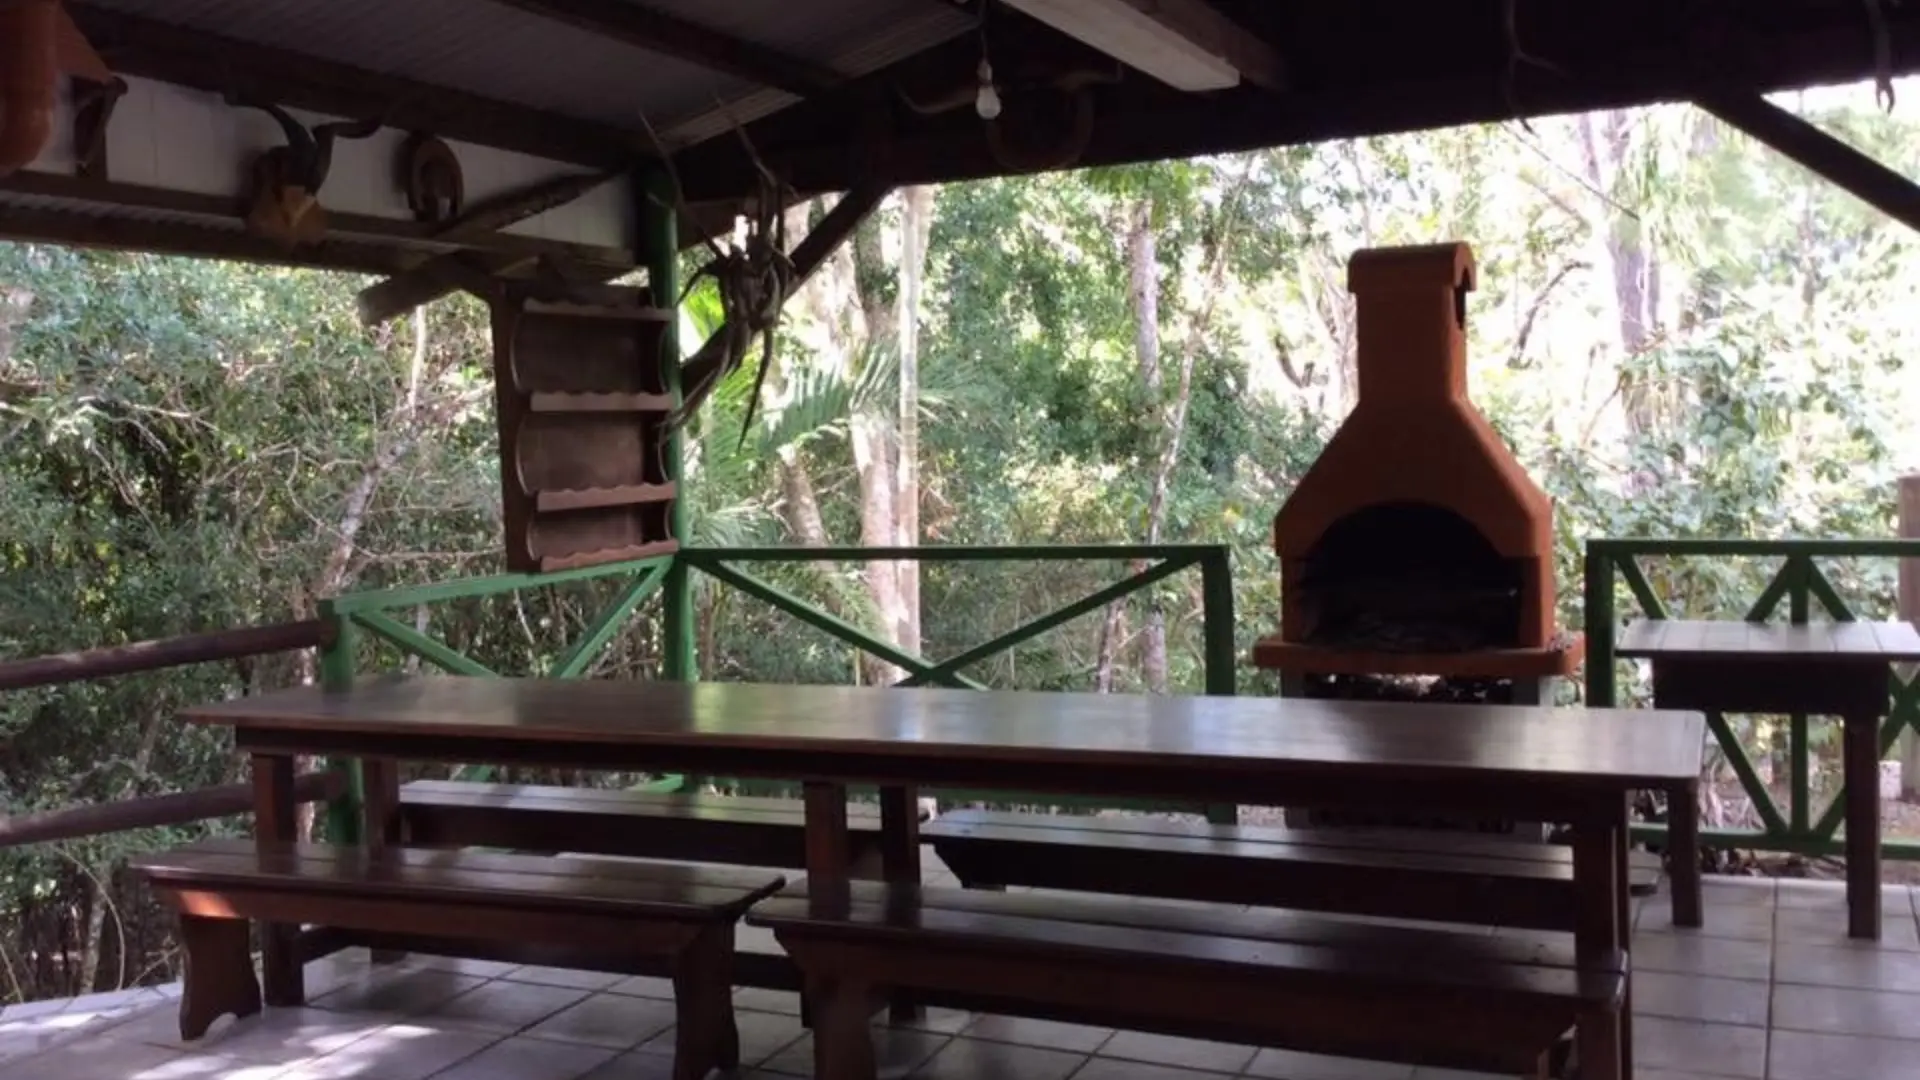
(974, 58, 1002, 121)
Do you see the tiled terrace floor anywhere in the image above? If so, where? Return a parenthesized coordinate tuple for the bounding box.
(7, 868, 1920, 1079)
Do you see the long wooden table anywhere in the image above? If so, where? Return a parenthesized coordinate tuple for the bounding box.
(185, 677, 1704, 1079)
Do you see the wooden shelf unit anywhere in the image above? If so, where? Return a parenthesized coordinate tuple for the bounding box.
(490, 285, 680, 573)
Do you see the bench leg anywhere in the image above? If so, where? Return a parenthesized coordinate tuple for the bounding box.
(808, 975, 877, 1080)
(1574, 1006, 1622, 1080)
(178, 915, 262, 1040)
(671, 927, 738, 1080)
(1668, 781, 1702, 928)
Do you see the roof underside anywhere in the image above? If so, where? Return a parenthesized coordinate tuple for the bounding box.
(5, 0, 1919, 276)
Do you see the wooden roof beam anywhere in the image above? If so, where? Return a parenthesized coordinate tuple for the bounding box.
(1003, 0, 1285, 91)
(487, 0, 841, 97)
(0, 170, 634, 269)
(0, 204, 411, 275)
(676, 5, 1920, 199)
(69, 4, 641, 169)
(1695, 90, 1920, 236)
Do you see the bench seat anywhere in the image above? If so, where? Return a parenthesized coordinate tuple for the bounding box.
(750, 881, 1626, 1079)
(398, 780, 886, 870)
(926, 809, 1657, 931)
(133, 839, 784, 1080)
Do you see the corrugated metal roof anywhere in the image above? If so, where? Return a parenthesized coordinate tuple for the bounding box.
(81, 0, 971, 141)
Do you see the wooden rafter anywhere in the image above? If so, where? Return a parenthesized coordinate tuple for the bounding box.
(68, 4, 639, 169)
(1165, 0, 1287, 91)
(488, 0, 841, 97)
(677, 182, 891, 396)
(1695, 90, 1920, 236)
(1043, 0, 1286, 90)
(676, 4, 1920, 200)
(0, 171, 633, 270)
(353, 168, 625, 323)
(0, 204, 410, 275)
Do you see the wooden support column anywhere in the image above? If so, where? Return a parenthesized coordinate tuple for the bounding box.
(1695, 92, 1920, 235)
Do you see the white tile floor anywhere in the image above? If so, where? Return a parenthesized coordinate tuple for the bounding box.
(4, 873, 1919, 1079)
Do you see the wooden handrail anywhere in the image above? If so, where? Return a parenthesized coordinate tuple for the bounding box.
(0, 620, 332, 692)
(0, 771, 343, 849)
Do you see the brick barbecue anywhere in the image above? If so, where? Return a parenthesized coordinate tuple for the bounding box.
(1253, 242, 1585, 829)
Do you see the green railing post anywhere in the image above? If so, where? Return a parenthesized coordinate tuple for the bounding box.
(643, 169, 693, 795)
(1200, 548, 1237, 698)
(316, 603, 361, 844)
(1786, 555, 1812, 836)
(1199, 547, 1238, 825)
(1583, 545, 1616, 707)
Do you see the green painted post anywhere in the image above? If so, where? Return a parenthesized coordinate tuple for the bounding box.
(1583, 546, 1616, 707)
(1787, 556, 1811, 836)
(641, 171, 695, 684)
(1200, 548, 1237, 698)
(1199, 547, 1238, 825)
(643, 170, 694, 796)
(316, 603, 361, 844)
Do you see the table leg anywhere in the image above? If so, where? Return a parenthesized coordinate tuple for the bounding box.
(1844, 713, 1883, 941)
(800, 782, 854, 1034)
(1668, 780, 1703, 928)
(251, 752, 303, 1007)
(1570, 808, 1627, 1080)
(879, 785, 924, 1025)
(1611, 795, 1634, 1074)
(802, 782, 853, 911)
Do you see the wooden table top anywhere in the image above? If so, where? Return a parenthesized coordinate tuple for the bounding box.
(1617, 619, 1920, 662)
(186, 677, 1705, 788)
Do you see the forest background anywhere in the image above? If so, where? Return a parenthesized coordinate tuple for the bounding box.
(1, 81, 1916, 1002)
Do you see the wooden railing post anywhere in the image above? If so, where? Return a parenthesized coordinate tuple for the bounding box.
(1899, 475, 1920, 800)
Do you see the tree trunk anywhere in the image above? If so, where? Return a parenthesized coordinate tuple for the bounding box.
(1093, 601, 1128, 693)
(1578, 110, 1663, 482)
(1097, 199, 1163, 689)
(1130, 199, 1161, 396)
(791, 196, 904, 685)
(1134, 173, 1252, 693)
(1128, 199, 1171, 692)
(851, 415, 903, 685)
(894, 186, 934, 658)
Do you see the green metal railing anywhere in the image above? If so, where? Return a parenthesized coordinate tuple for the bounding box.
(1585, 537, 1920, 859)
(315, 543, 1239, 835)
(678, 545, 1236, 696)
(315, 553, 679, 840)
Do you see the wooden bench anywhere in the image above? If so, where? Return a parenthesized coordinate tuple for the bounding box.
(132, 839, 784, 1080)
(751, 881, 1626, 1080)
(399, 779, 887, 870)
(925, 809, 1659, 931)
